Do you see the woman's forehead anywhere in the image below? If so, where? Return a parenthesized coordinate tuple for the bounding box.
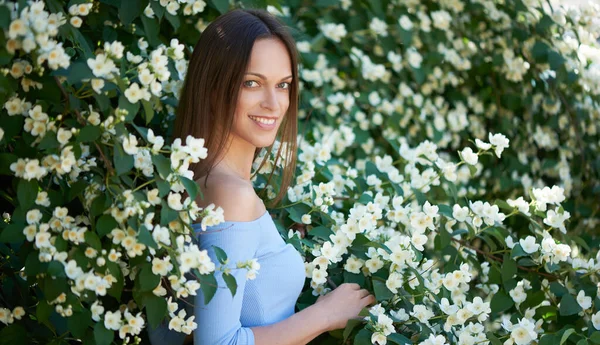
(246, 38, 292, 78)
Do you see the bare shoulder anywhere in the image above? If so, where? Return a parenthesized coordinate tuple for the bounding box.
(195, 174, 265, 222)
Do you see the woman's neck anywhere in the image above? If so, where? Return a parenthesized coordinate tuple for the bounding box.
(213, 136, 256, 181)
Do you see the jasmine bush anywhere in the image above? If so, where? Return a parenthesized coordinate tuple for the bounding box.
(0, 1, 598, 345)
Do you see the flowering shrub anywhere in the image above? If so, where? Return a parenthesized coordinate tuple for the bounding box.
(0, 1, 599, 345)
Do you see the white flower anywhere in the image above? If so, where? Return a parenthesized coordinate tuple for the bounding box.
(452, 205, 469, 222)
(475, 139, 491, 150)
(147, 189, 161, 205)
(184, 135, 208, 160)
(489, 133, 510, 158)
(371, 332, 387, 345)
(301, 214, 312, 224)
(431, 10, 452, 30)
(104, 310, 122, 331)
(167, 193, 183, 211)
(0, 308, 11, 325)
(56, 127, 72, 146)
(576, 290, 592, 310)
(543, 209, 570, 234)
(144, 5, 155, 18)
(152, 257, 173, 276)
(70, 16, 82, 28)
(64, 260, 83, 279)
(507, 197, 531, 216)
(398, 15, 413, 30)
(122, 134, 138, 155)
(12, 307, 25, 320)
(460, 147, 478, 165)
(26, 209, 43, 224)
(592, 311, 600, 330)
(519, 236, 540, 254)
(124, 82, 148, 104)
(369, 17, 388, 37)
(320, 23, 347, 42)
(91, 301, 105, 322)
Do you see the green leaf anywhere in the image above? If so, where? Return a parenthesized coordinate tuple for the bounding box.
(560, 328, 577, 345)
(0, 153, 17, 175)
(213, 245, 228, 264)
(84, 231, 102, 251)
(37, 132, 61, 150)
(511, 244, 528, 258)
(119, 0, 148, 25)
(0, 224, 25, 243)
(36, 300, 53, 327)
(152, 154, 171, 179)
(590, 332, 600, 344)
(199, 273, 218, 304)
(0, 323, 28, 345)
(559, 294, 582, 316)
(343, 319, 362, 343)
(354, 328, 372, 345)
(65, 62, 94, 84)
(141, 15, 161, 47)
(388, 333, 411, 345)
(501, 254, 517, 282)
(145, 294, 167, 330)
(164, 12, 180, 30)
(179, 175, 200, 201)
(142, 100, 155, 125)
(97, 215, 118, 238)
(358, 193, 373, 204)
(487, 332, 503, 345)
(210, 0, 230, 14)
(94, 322, 114, 345)
(17, 179, 38, 210)
(67, 308, 92, 339)
(0, 6, 10, 30)
(139, 264, 160, 291)
(539, 334, 555, 345)
(373, 278, 393, 302)
(77, 125, 101, 143)
(308, 226, 334, 241)
(113, 139, 134, 176)
(138, 225, 158, 249)
(160, 200, 179, 225)
(490, 291, 514, 313)
(48, 260, 66, 278)
(223, 273, 238, 297)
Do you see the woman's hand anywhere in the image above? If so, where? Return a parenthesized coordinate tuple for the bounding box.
(313, 283, 376, 331)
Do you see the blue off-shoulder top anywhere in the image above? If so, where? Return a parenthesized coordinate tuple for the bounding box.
(147, 210, 306, 345)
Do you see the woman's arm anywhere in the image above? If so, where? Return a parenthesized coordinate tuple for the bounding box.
(250, 304, 328, 345)
(251, 283, 374, 345)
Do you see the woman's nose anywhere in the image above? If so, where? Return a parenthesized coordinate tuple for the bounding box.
(260, 89, 279, 111)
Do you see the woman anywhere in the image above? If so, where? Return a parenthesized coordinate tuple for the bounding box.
(149, 9, 375, 345)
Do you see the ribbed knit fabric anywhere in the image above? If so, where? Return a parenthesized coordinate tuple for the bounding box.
(147, 211, 306, 345)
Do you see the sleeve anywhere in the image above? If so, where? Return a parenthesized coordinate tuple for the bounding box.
(194, 223, 259, 345)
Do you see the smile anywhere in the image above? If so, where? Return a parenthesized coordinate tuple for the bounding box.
(249, 115, 276, 125)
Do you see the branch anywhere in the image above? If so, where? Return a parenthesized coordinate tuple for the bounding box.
(451, 237, 559, 281)
(54, 76, 115, 176)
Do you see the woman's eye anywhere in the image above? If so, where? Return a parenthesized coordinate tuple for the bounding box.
(243, 80, 259, 87)
(278, 82, 291, 89)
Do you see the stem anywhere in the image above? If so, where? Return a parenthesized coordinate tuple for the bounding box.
(451, 237, 559, 280)
(132, 179, 156, 192)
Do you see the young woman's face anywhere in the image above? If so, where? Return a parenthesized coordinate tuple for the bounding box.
(231, 38, 292, 149)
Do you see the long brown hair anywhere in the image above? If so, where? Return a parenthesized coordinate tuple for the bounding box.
(172, 9, 299, 206)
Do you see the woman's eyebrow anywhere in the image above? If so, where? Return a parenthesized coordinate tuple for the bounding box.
(245, 72, 293, 81)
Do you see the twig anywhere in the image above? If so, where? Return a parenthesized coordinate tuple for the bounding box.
(451, 237, 559, 280)
(54, 76, 115, 176)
